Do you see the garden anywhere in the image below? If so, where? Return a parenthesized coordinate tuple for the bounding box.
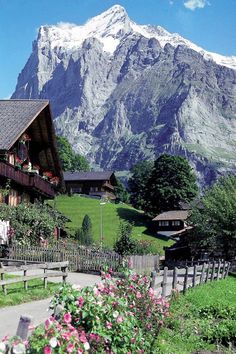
(1, 270, 235, 353)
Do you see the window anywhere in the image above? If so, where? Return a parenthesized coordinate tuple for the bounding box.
(172, 220, 181, 226)
(72, 187, 82, 193)
(158, 221, 169, 227)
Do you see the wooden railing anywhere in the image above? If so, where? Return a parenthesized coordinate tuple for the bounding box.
(102, 181, 115, 191)
(0, 161, 55, 198)
(0, 259, 68, 295)
(29, 173, 55, 198)
(150, 260, 231, 298)
(0, 161, 29, 186)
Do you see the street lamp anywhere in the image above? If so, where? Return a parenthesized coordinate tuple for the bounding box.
(100, 201, 106, 249)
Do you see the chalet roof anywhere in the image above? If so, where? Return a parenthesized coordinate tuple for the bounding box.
(64, 171, 115, 181)
(0, 100, 49, 150)
(152, 210, 189, 221)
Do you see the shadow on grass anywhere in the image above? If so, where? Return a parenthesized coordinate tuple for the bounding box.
(116, 207, 173, 244)
(116, 207, 150, 227)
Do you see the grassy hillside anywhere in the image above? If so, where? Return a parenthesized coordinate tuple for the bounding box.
(49, 195, 173, 254)
(155, 276, 236, 353)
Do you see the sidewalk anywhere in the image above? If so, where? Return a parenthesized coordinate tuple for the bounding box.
(0, 272, 101, 337)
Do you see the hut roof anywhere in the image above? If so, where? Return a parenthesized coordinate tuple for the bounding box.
(152, 210, 189, 221)
(64, 171, 116, 182)
(0, 100, 49, 150)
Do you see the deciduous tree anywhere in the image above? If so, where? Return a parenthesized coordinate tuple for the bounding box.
(145, 154, 198, 216)
(56, 136, 90, 172)
(188, 175, 236, 259)
(128, 160, 153, 210)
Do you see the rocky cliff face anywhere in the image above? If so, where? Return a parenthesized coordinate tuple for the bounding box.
(12, 5, 236, 185)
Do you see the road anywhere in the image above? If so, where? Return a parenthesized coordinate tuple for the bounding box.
(0, 272, 100, 337)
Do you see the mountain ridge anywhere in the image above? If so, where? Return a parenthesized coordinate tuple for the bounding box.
(12, 5, 236, 185)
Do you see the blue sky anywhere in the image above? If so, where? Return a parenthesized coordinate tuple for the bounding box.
(0, 0, 235, 99)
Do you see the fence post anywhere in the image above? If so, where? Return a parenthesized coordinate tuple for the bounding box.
(172, 267, 178, 290)
(193, 265, 197, 288)
(225, 262, 230, 277)
(161, 267, 168, 298)
(200, 263, 205, 284)
(23, 269, 28, 291)
(216, 259, 221, 280)
(150, 271, 157, 289)
(205, 262, 210, 283)
(16, 315, 33, 340)
(183, 266, 189, 294)
(44, 265, 48, 289)
(221, 260, 226, 279)
(0, 263, 7, 295)
(63, 264, 68, 283)
(211, 261, 216, 281)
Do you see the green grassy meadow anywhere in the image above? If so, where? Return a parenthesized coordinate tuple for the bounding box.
(155, 276, 236, 354)
(0, 275, 60, 307)
(50, 195, 173, 254)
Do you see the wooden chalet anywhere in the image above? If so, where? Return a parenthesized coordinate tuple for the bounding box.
(64, 171, 117, 200)
(152, 210, 192, 240)
(0, 100, 63, 205)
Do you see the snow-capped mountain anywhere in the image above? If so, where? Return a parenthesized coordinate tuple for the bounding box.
(12, 5, 236, 185)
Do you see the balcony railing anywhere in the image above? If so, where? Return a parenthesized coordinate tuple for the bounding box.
(102, 181, 115, 191)
(29, 173, 55, 198)
(0, 161, 55, 198)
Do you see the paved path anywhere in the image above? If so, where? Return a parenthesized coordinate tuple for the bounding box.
(0, 267, 201, 337)
(0, 272, 101, 337)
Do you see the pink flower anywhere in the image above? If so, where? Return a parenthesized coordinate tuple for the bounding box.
(93, 287, 100, 295)
(148, 287, 154, 298)
(77, 296, 84, 308)
(1, 336, 9, 342)
(131, 338, 136, 344)
(132, 274, 137, 281)
(44, 319, 51, 330)
(62, 332, 71, 341)
(79, 332, 87, 343)
(64, 312, 72, 324)
(136, 291, 142, 299)
(116, 316, 123, 324)
(44, 346, 52, 354)
(105, 273, 111, 279)
(77, 349, 83, 353)
(106, 321, 113, 329)
(66, 343, 74, 353)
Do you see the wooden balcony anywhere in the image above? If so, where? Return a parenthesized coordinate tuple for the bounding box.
(0, 161, 55, 198)
(29, 173, 55, 198)
(102, 181, 115, 191)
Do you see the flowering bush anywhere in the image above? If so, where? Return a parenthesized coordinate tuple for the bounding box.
(0, 335, 28, 354)
(1, 271, 169, 353)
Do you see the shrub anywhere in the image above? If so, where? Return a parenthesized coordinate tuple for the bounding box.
(113, 221, 136, 256)
(75, 214, 93, 246)
(4, 270, 169, 353)
(0, 203, 67, 246)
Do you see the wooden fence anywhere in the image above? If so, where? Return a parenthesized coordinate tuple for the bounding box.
(128, 255, 159, 273)
(0, 259, 69, 295)
(150, 260, 231, 297)
(8, 243, 160, 274)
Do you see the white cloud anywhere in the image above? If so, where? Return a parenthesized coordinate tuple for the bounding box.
(184, 0, 209, 11)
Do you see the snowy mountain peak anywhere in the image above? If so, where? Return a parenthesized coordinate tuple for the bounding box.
(36, 5, 236, 69)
